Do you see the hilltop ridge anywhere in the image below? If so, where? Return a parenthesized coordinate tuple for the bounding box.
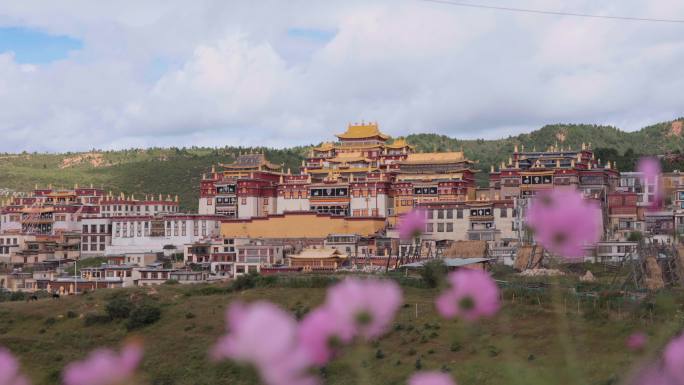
(1, 119, 682, 210)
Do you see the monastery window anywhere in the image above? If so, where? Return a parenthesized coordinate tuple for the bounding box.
(82, 236, 87, 243)
(437, 210, 444, 219)
(427, 210, 434, 219)
(447, 223, 454, 232)
(457, 209, 463, 219)
(425, 223, 434, 233)
(446, 210, 453, 219)
(99, 224, 106, 233)
(91, 225, 97, 233)
(99, 244, 105, 251)
(371, 209, 379, 216)
(500, 208, 508, 218)
(437, 223, 445, 232)
(82, 225, 88, 233)
(99, 235, 105, 242)
(90, 235, 97, 242)
(82, 244, 89, 251)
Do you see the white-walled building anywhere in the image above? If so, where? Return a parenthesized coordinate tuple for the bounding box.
(106, 214, 223, 255)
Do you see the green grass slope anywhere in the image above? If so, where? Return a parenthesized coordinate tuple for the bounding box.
(0, 276, 682, 385)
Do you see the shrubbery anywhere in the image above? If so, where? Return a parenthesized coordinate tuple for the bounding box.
(127, 303, 162, 330)
(420, 259, 448, 288)
(106, 296, 134, 319)
(84, 293, 162, 330)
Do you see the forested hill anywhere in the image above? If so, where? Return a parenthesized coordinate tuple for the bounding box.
(406, 119, 684, 174)
(0, 119, 682, 211)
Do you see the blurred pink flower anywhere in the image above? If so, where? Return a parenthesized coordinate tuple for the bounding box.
(62, 342, 142, 385)
(398, 209, 426, 240)
(325, 278, 402, 340)
(298, 308, 344, 365)
(409, 371, 457, 385)
(629, 364, 671, 385)
(212, 301, 317, 385)
(663, 333, 684, 383)
(627, 332, 648, 351)
(0, 347, 30, 385)
(637, 157, 663, 210)
(435, 269, 500, 322)
(526, 189, 602, 259)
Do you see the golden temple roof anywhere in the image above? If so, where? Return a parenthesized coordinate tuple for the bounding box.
(308, 167, 377, 174)
(336, 122, 389, 140)
(290, 247, 347, 260)
(386, 138, 413, 149)
(401, 152, 466, 164)
(313, 142, 335, 151)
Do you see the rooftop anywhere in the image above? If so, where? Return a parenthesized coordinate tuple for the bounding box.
(336, 122, 389, 141)
(401, 152, 466, 164)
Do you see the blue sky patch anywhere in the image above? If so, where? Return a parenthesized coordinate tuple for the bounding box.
(0, 27, 82, 64)
(287, 27, 336, 42)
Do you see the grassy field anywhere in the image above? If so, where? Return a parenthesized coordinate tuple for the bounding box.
(1, 271, 683, 385)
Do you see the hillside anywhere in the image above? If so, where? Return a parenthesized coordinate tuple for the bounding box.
(0, 147, 308, 211)
(1, 119, 682, 210)
(0, 274, 681, 385)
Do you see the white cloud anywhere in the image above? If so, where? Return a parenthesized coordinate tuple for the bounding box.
(0, 0, 683, 151)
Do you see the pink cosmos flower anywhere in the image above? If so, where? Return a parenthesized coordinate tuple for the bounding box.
(212, 301, 317, 385)
(435, 269, 500, 322)
(62, 342, 142, 385)
(398, 209, 426, 240)
(628, 333, 684, 385)
(637, 157, 663, 210)
(0, 348, 30, 385)
(663, 333, 684, 383)
(627, 332, 648, 351)
(525, 189, 602, 259)
(629, 364, 672, 385)
(298, 308, 345, 365)
(324, 278, 402, 341)
(409, 371, 457, 385)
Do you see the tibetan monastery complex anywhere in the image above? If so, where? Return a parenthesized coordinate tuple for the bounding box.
(2, 121, 684, 293)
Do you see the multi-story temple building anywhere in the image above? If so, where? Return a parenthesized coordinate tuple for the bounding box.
(200, 122, 478, 220)
(489, 143, 619, 201)
(0, 186, 179, 236)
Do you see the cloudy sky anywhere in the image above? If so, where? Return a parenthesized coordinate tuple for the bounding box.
(0, 0, 683, 152)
